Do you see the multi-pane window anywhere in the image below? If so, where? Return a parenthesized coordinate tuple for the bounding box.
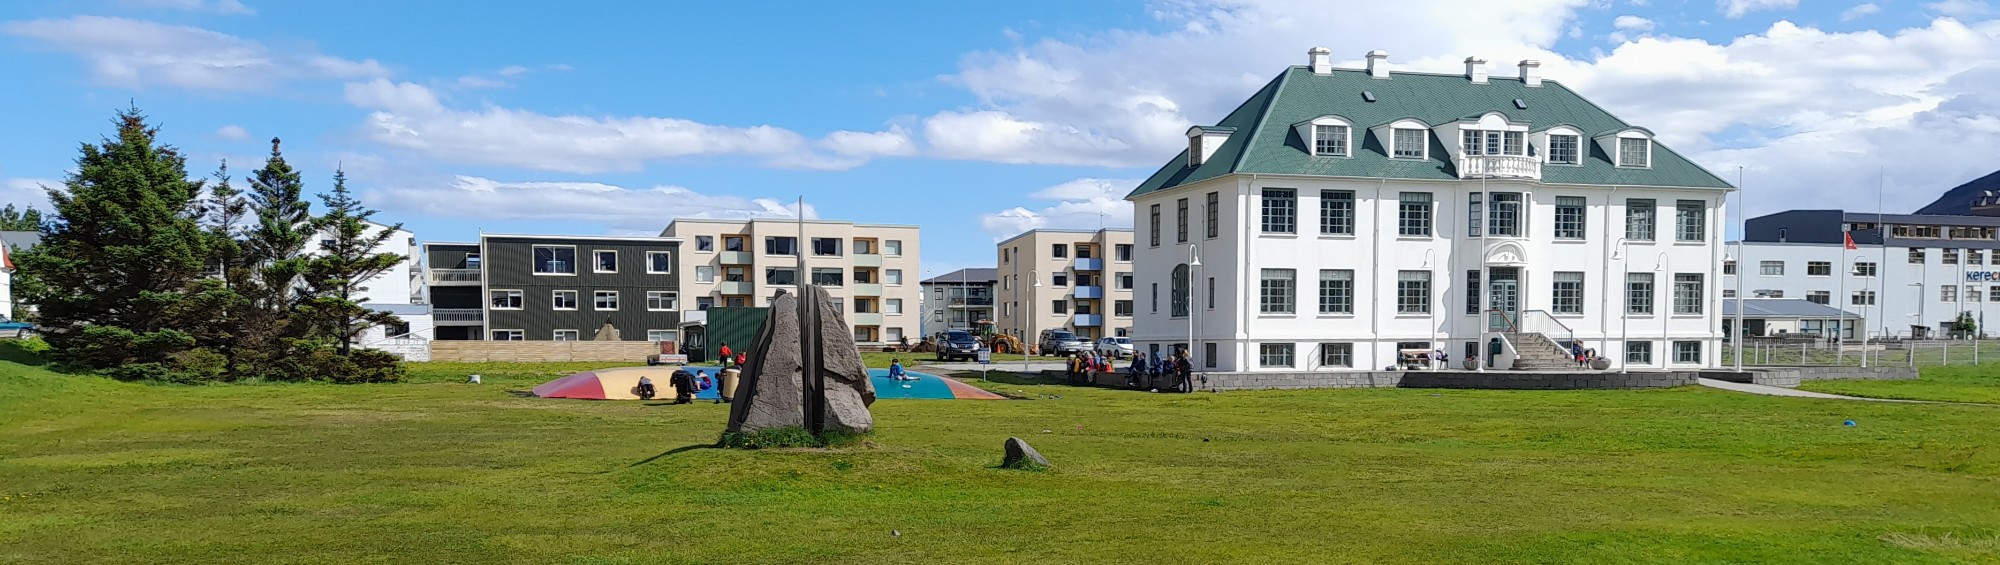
(490, 289, 523, 310)
(1467, 192, 1483, 237)
(1176, 198, 1190, 243)
(1262, 189, 1297, 234)
(1461, 130, 1484, 155)
(1944, 248, 1960, 265)
(1673, 340, 1701, 364)
(764, 267, 796, 285)
(594, 291, 619, 311)
(885, 298, 903, 314)
(1151, 283, 1158, 313)
(1489, 193, 1523, 236)
(1208, 277, 1216, 309)
(1618, 138, 1651, 167)
(1673, 273, 1704, 314)
(1503, 131, 1525, 155)
(1675, 200, 1706, 242)
(1626, 341, 1653, 364)
(1115, 244, 1132, 261)
(1724, 261, 1736, 275)
(593, 250, 617, 273)
(647, 251, 672, 274)
(1205, 192, 1220, 238)
(1391, 128, 1425, 159)
(811, 237, 843, 256)
(1466, 270, 1482, 314)
(1625, 199, 1656, 241)
(1807, 291, 1830, 305)
(1260, 269, 1295, 314)
(1552, 272, 1584, 314)
(1626, 273, 1654, 315)
(1854, 261, 1877, 277)
(1397, 270, 1431, 315)
(1806, 261, 1832, 276)
(533, 245, 576, 275)
(1398, 192, 1433, 237)
(1051, 300, 1068, 315)
(1150, 204, 1162, 245)
(1260, 343, 1295, 367)
(723, 236, 745, 252)
(492, 330, 524, 341)
(1990, 286, 2000, 302)
(1910, 248, 1927, 264)
(812, 267, 844, 286)
(1115, 272, 1133, 289)
(1318, 269, 1354, 314)
(1553, 196, 1586, 239)
(1320, 343, 1353, 368)
(885, 269, 903, 285)
(1852, 291, 1876, 306)
(1548, 134, 1580, 164)
(1973, 250, 1986, 264)
(1170, 265, 1190, 318)
(765, 236, 798, 256)
(1319, 190, 1354, 235)
(1313, 125, 1349, 156)
(647, 330, 675, 342)
(884, 240, 902, 255)
(1114, 300, 1134, 317)
(1461, 130, 1525, 156)
(695, 266, 715, 283)
(552, 290, 578, 310)
(646, 291, 678, 311)
(1760, 261, 1784, 276)
(1972, 286, 1985, 303)
(1943, 285, 1958, 302)
(1052, 244, 1068, 258)
(1052, 272, 1068, 287)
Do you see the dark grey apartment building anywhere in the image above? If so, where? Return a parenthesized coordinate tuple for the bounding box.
(423, 234, 683, 341)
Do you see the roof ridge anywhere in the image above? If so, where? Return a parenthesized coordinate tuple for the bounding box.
(1229, 68, 1292, 173)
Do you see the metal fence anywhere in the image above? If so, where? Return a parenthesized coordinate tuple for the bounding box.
(1724, 338, 2000, 368)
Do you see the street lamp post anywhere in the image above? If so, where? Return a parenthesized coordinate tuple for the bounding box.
(1027, 270, 1040, 372)
(1612, 238, 1629, 370)
(1188, 244, 1202, 368)
(1423, 249, 1436, 369)
(1657, 252, 1671, 368)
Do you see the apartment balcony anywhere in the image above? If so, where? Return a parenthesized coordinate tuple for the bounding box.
(1457, 155, 1541, 180)
(435, 308, 484, 325)
(1072, 257, 1104, 271)
(1072, 314, 1104, 327)
(719, 251, 754, 265)
(947, 297, 994, 307)
(852, 312, 884, 326)
(852, 253, 883, 267)
(1073, 285, 1104, 299)
(429, 268, 481, 285)
(718, 281, 755, 295)
(852, 283, 883, 297)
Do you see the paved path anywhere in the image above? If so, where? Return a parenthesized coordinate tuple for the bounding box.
(916, 361, 1067, 373)
(1695, 378, 1928, 403)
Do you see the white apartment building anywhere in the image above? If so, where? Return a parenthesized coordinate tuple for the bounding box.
(921, 268, 996, 336)
(995, 229, 1136, 343)
(337, 220, 431, 348)
(662, 218, 920, 345)
(1126, 48, 1734, 372)
(1723, 209, 2000, 339)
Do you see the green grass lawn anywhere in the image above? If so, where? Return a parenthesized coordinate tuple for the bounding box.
(1799, 365, 2000, 404)
(5, 360, 2000, 563)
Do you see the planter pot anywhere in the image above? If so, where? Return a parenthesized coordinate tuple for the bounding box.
(1462, 357, 1480, 370)
(1589, 358, 1612, 371)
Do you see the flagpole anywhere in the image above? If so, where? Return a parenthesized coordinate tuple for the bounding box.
(1733, 166, 1744, 371)
(1838, 225, 1849, 366)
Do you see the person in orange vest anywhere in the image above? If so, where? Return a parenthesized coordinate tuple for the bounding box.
(719, 342, 733, 367)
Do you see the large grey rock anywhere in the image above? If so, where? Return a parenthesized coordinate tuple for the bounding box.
(1002, 437, 1049, 468)
(727, 286, 877, 435)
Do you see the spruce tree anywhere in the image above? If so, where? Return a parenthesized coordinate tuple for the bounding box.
(0, 204, 49, 231)
(302, 169, 406, 355)
(14, 107, 215, 369)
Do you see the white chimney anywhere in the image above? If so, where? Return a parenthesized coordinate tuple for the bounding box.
(1366, 50, 1389, 79)
(1518, 59, 1543, 87)
(1307, 46, 1332, 75)
(1465, 56, 1488, 84)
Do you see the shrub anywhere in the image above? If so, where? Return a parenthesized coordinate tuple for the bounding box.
(270, 344, 404, 383)
(719, 427, 868, 449)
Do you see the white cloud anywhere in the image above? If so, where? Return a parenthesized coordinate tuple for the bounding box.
(1, 178, 58, 211)
(345, 80, 905, 173)
(451, 63, 569, 90)
(1927, 0, 1994, 16)
(368, 175, 816, 233)
(215, 124, 250, 140)
(978, 178, 1138, 240)
(0, 16, 386, 91)
(118, 0, 254, 15)
(1719, 0, 1799, 18)
(1842, 3, 1882, 20)
(1614, 15, 1656, 31)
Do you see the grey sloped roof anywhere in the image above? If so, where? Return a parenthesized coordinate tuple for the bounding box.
(923, 268, 997, 284)
(0, 231, 42, 250)
(1723, 298, 1861, 319)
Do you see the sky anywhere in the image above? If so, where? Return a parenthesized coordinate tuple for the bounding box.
(5, 0, 2000, 278)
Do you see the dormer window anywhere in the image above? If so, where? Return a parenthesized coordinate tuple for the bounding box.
(1390, 128, 1426, 159)
(1548, 134, 1580, 164)
(1313, 124, 1350, 157)
(1618, 137, 1651, 168)
(1461, 130, 1525, 156)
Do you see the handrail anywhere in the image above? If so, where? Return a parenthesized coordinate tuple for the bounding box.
(1488, 309, 1577, 357)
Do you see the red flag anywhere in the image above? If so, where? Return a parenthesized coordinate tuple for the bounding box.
(1843, 231, 1857, 250)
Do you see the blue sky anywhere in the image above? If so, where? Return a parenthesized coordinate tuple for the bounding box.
(5, 0, 2000, 275)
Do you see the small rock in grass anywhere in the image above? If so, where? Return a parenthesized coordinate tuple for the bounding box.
(1002, 437, 1050, 469)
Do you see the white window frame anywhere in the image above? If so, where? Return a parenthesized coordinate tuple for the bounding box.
(593, 249, 617, 273)
(553, 329, 580, 341)
(1312, 124, 1351, 157)
(491, 329, 524, 341)
(885, 269, 904, 285)
(1618, 137, 1652, 168)
(1390, 128, 1427, 160)
(490, 289, 523, 310)
(646, 330, 675, 342)
(884, 240, 903, 256)
(532, 245, 577, 276)
(594, 290, 620, 311)
(885, 298, 903, 315)
(646, 291, 678, 312)
(552, 290, 578, 311)
(646, 251, 672, 274)
(695, 266, 715, 283)
(1547, 133, 1581, 165)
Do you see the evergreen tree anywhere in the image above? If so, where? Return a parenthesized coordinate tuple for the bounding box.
(0, 204, 49, 231)
(243, 137, 313, 314)
(14, 107, 215, 369)
(200, 160, 250, 281)
(302, 169, 406, 355)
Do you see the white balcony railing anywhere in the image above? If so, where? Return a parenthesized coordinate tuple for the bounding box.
(429, 268, 482, 284)
(1458, 154, 1540, 180)
(435, 308, 484, 323)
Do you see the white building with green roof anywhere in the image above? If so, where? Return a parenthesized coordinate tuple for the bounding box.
(1127, 48, 1735, 373)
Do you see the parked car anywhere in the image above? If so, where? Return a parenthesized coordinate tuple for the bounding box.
(0, 317, 35, 339)
(934, 330, 984, 362)
(1094, 337, 1134, 359)
(1038, 329, 1090, 355)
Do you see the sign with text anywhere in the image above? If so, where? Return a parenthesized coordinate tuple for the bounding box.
(1970, 271, 2000, 282)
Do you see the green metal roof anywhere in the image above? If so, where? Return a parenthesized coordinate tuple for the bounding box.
(1128, 66, 1735, 198)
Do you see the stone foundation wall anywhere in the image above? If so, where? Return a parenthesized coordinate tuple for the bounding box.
(1702, 366, 1918, 388)
(430, 340, 661, 363)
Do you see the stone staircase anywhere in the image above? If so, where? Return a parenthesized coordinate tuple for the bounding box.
(1504, 332, 1582, 371)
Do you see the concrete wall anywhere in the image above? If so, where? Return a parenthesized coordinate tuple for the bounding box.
(1051, 368, 1700, 391)
(1697, 366, 1918, 388)
(431, 340, 662, 363)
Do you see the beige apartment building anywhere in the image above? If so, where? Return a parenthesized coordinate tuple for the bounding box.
(995, 229, 1135, 343)
(662, 218, 921, 345)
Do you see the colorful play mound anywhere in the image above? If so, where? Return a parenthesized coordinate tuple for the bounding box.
(533, 366, 1002, 400)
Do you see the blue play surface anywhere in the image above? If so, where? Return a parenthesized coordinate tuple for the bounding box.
(677, 367, 957, 400)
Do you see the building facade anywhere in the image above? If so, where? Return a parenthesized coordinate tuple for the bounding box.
(422, 235, 683, 342)
(341, 221, 428, 346)
(662, 219, 919, 345)
(995, 229, 1136, 342)
(1127, 48, 1734, 372)
(920, 267, 996, 336)
(1723, 209, 2000, 339)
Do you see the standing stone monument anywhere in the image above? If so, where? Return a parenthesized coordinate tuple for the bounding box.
(726, 285, 876, 435)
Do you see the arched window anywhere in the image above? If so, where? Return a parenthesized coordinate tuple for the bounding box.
(1171, 264, 1190, 317)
